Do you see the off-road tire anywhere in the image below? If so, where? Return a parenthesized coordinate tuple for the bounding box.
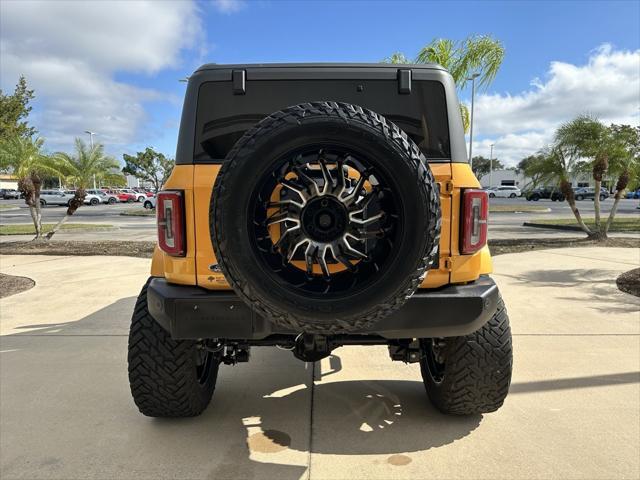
(420, 297, 513, 415)
(128, 280, 220, 417)
(210, 101, 440, 333)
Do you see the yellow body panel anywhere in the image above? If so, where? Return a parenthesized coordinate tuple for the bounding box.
(152, 161, 493, 288)
(153, 165, 197, 285)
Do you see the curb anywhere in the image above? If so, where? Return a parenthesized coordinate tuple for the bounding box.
(491, 208, 551, 214)
(523, 222, 584, 231)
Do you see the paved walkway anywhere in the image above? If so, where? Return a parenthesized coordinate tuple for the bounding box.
(0, 249, 638, 479)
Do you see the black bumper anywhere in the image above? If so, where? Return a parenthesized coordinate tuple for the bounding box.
(146, 275, 500, 340)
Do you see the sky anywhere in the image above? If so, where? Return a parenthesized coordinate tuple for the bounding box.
(1, 0, 639, 166)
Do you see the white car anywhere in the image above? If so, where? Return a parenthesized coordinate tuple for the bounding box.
(487, 186, 521, 198)
(143, 196, 156, 209)
(65, 190, 106, 206)
(86, 189, 118, 204)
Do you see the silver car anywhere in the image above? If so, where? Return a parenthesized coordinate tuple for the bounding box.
(39, 190, 74, 207)
(86, 189, 118, 205)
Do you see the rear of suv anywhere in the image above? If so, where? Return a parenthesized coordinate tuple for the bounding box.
(128, 63, 513, 418)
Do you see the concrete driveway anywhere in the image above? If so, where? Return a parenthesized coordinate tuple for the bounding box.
(0, 248, 638, 479)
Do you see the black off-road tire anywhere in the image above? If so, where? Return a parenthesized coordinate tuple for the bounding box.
(128, 280, 220, 417)
(210, 102, 440, 333)
(420, 297, 513, 415)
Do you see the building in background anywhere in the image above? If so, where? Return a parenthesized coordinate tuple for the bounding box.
(0, 174, 18, 190)
(479, 169, 607, 191)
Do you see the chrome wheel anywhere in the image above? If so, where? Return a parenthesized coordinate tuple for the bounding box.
(250, 146, 400, 295)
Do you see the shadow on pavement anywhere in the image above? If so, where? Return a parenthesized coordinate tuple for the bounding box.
(7, 296, 637, 479)
(499, 267, 622, 287)
(1, 299, 481, 479)
(510, 371, 640, 394)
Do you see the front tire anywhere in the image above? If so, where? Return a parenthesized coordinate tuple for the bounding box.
(143, 201, 153, 210)
(489, 192, 495, 198)
(128, 281, 220, 417)
(420, 297, 513, 415)
(576, 195, 584, 201)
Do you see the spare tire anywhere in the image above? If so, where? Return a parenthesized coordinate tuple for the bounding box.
(210, 102, 440, 333)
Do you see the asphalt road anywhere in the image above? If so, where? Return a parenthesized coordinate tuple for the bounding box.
(1, 197, 638, 241)
(0, 199, 156, 225)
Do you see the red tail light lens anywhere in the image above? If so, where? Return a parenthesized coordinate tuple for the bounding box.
(157, 190, 185, 256)
(462, 189, 488, 254)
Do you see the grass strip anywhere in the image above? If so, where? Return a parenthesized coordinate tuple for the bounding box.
(0, 223, 114, 235)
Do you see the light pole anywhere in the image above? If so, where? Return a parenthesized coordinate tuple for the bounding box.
(489, 143, 495, 188)
(84, 130, 97, 189)
(466, 72, 480, 167)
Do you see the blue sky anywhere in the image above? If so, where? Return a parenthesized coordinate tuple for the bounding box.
(1, 0, 639, 165)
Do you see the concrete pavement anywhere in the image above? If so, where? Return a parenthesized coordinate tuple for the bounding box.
(1, 249, 639, 479)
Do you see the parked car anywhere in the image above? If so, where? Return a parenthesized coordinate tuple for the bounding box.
(103, 189, 136, 203)
(526, 187, 565, 202)
(574, 187, 609, 201)
(488, 186, 521, 198)
(128, 63, 513, 419)
(121, 188, 147, 202)
(64, 190, 107, 206)
(86, 189, 118, 204)
(624, 188, 640, 199)
(40, 190, 74, 206)
(143, 196, 156, 209)
(1, 188, 21, 199)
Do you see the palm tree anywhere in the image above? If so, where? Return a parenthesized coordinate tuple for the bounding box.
(415, 36, 504, 90)
(524, 145, 594, 235)
(604, 124, 640, 234)
(46, 138, 123, 240)
(382, 52, 411, 64)
(383, 35, 505, 133)
(555, 115, 611, 237)
(0, 135, 59, 239)
(526, 121, 639, 239)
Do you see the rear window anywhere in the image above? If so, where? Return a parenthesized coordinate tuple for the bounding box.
(194, 79, 451, 162)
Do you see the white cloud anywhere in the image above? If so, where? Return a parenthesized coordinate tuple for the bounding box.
(212, 0, 246, 14)
(0, 0, 202, 152)
(470, 45, 640, 165)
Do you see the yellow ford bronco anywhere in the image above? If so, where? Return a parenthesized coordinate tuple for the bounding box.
(128, 63, 512, 418)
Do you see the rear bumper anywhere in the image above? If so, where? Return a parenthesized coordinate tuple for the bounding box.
(146, 275, 500, 340)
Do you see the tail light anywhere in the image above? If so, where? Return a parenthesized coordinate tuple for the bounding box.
(157, 190, 185, 256)
(461, 189, 488, 254)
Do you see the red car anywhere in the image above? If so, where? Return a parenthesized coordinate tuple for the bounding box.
(103, 189, 136, 203)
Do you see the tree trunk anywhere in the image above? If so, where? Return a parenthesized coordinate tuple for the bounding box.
(604, 171, 630, 235)
(18, 174, 43, 241)
(560, 179, 591, 235)
(592, 153, 608, 235)
(593, 179, 602, 232)
(45, 189, 86, 240)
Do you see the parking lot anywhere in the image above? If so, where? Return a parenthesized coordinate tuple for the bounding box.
(2, 196, 638, 242)
(1, 248, 638, 479)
